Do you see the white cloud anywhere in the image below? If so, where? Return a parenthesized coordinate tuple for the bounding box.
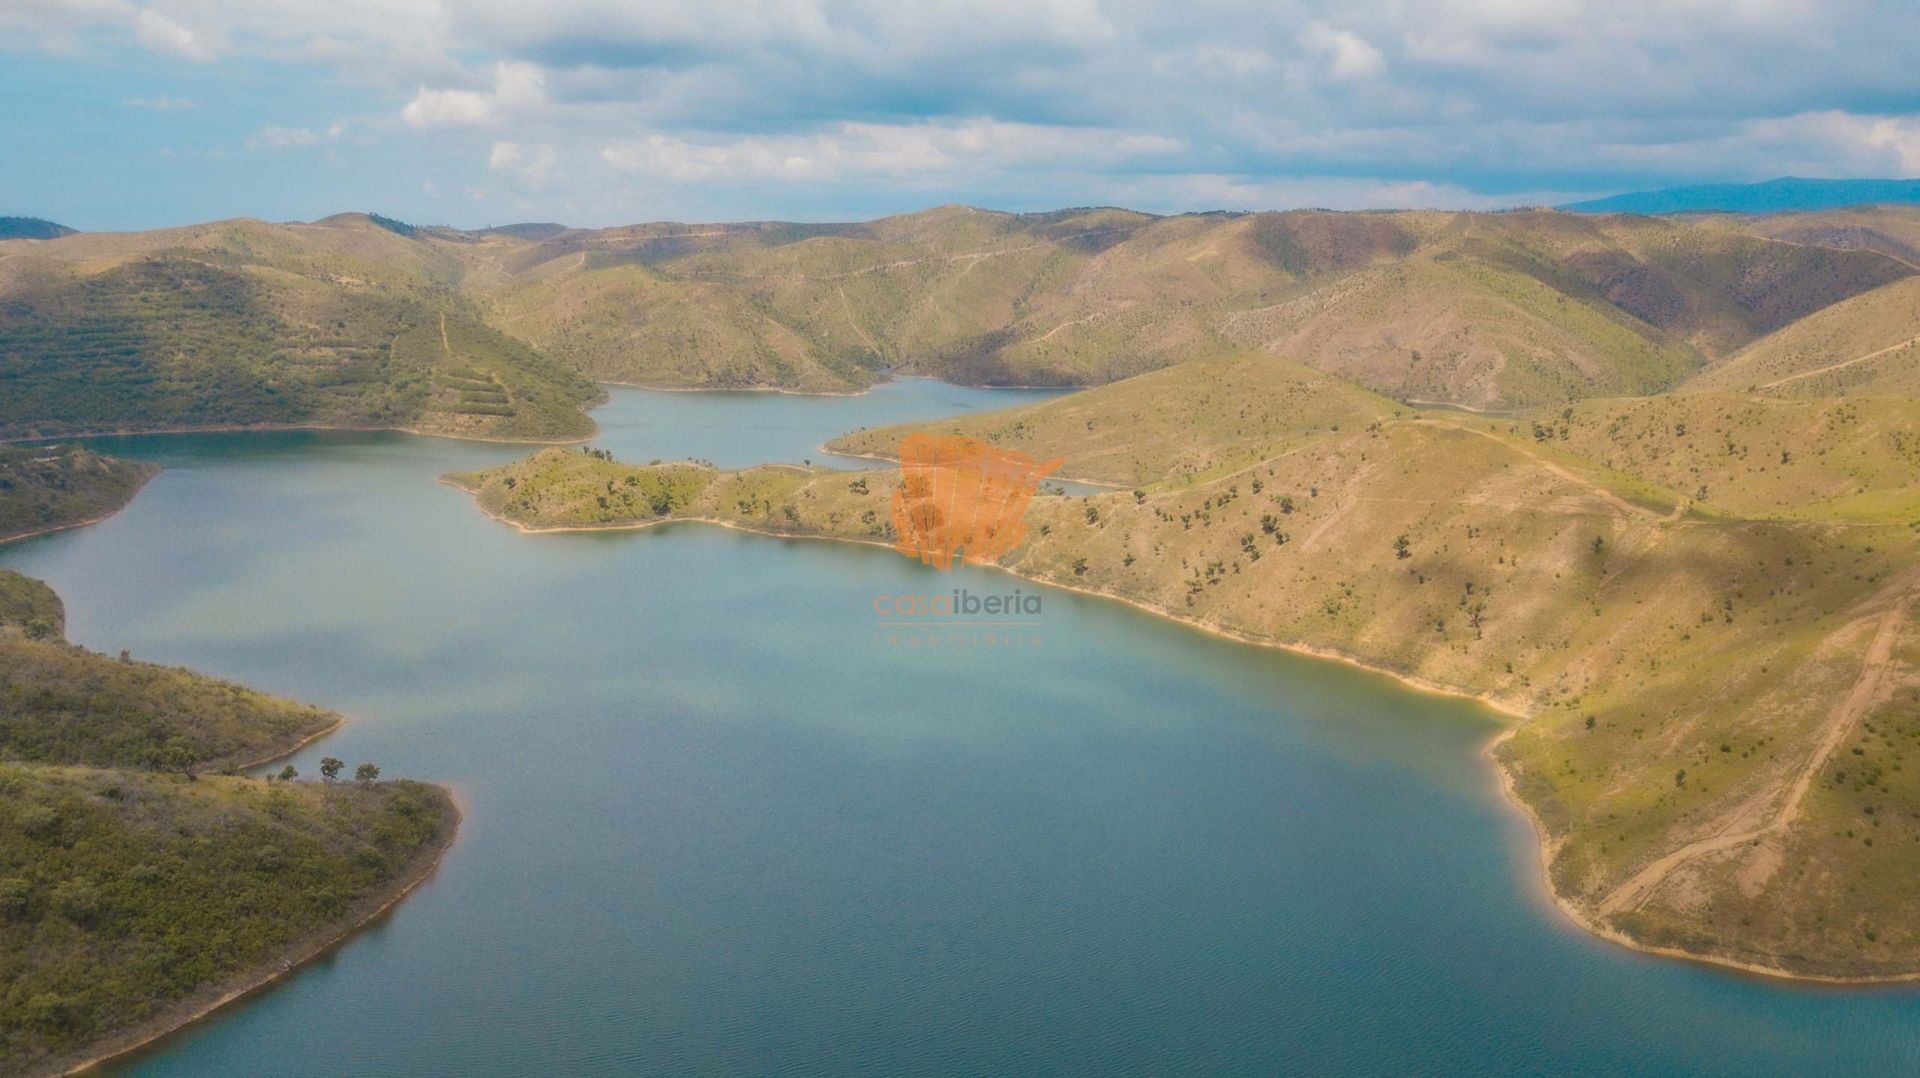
(10, 0, 1920, 221)
(489, 141, 559, 189)
(134, 8, 212, 61)
(248, 121, 348, 151)
(402, 61, 546, 129)
(1298, 23, 1385, 80)
(125, 94, 193, 109)
(401, 87, 494, 129)
(601, 119, 1185, 184)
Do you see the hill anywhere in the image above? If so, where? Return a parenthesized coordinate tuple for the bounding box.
(0, 216, 600, 442)
(10, 203, 1920, 415)
(469, 205, 1910, 408)
(0, 219, 74, 241)
(454, 356, 1920, 981)
(0, 444, 156, 542)
(830, 351, 1397, 487)
(1683, 275, 1920, 398)
(1562, 177, 1920, 215)
(0, 566, 457, 1075)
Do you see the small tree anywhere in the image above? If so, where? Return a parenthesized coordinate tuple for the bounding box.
(354, 763, 380, 786)
(278, 765, 298, 781)
(24, 619, 53, 641)
(320, 757, 344, 782)
(160, 737, 199, 780)
(1393, 535, 1412, 560)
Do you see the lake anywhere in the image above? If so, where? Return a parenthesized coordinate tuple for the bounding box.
(5, 380, 1920, 1075)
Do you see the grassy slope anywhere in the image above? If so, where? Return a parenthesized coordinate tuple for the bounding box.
(461, 206, 1912, 409)
(829, 352, 1397, 487)
(0, 597, 339, 772)
(454, 360, 1920, 979)
(0, 444, 155, 542)
(1684, 276, 1920, 397)
(0, 570, 453, 1075)
(0, 216, 598, 443)
(0, 767, 454, 1076)
(10, 206, 1911, 412)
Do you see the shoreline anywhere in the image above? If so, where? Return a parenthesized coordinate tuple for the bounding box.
(229, 714, 347, 773)
(446, 484, 1920, 986)
(447, 489, 1523, 716)
(1486, 729, 1920, 987)
(55, 788, 464, 1077)
(0, 466, 161, 547)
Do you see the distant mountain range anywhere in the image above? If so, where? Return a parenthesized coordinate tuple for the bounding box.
(1562, 177, 1920, 215)
(0, 217, 75, 240)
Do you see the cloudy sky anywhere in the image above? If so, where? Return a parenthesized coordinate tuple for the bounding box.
(4, 0, 1919, 229)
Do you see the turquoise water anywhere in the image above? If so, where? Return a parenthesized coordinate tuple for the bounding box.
(4, 382, 1920, 1075)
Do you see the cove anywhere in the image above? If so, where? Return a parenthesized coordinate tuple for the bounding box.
(4, 381, 1920, 1075)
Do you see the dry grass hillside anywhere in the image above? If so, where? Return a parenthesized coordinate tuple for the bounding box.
(9, 205, 1918, 414)
(454, 355, 1920, 980)
(1685, 276, 1920, 398)
(466, 205, 1913, 408)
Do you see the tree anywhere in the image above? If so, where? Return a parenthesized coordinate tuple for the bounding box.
(320, 757, 344, 782)
(354, 762, 380, 785)
(278, 764, 298, 781)
(1393, 534, 1412, 559)
(24, 618, 53, 641)
(160, 737, 199, 780)
(1591, 536, 1606, 555)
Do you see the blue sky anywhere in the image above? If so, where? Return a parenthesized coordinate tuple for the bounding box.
(5, 0, 1920, 230)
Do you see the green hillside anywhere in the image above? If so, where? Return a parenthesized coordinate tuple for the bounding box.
(0, 570, 455, 1075)
(0, 444, 155, 542)
(0, 217, 599, 442)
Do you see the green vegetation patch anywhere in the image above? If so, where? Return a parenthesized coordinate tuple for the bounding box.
(0, 767, 455, 1074)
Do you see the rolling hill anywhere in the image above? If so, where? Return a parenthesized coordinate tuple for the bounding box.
(8, 205, 1920, 415)
(0, 215, 600, 442)
(469, 205, 1913, 407)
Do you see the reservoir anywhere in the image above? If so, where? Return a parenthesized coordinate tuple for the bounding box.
(6, 381, 1919, 1075)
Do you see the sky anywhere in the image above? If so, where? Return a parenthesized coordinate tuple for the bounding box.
(4, 0, 1920, 230)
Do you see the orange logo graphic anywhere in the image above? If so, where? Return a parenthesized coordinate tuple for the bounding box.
(891, 433, 1062, 570)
